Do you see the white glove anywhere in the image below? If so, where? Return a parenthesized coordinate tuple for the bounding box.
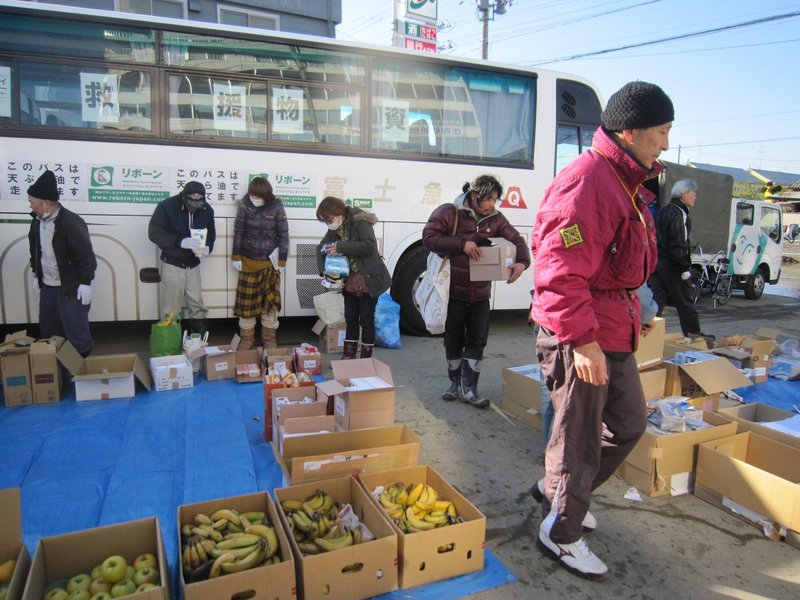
(231, 260, 242, 271)
(29, 271, 39, 291)
(181, 237, 202, 249)
(193, 246, 210, 257)
(681, 271, 691, 281)
(77, 284, 92, 306)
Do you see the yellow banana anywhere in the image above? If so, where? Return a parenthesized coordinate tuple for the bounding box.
(302, 491, 326, 517)
(216, 533, 262, 549)
(406, 483, 424, 507)
(212, 518, 228, 531)
(210, 543, 259, 559)
(246, 524, 279, 558)
(314, 530, 354, 552)
(194, 539, 209, 564)
(395, 486, 409, 506)
(193, 513, 213, 526)
(181, 524, 195, 538)
(182, 545, 193, 569)
(319, 492, 333, 514)
(221, 539, 266, 574)
(297, 541, 322, 555)
(292, 511, 313, 532)
(446, 502, 458, 518)
(380, 491, 402, 511)
(209, 552, 237, 578)
(189, 543, 201, 569)
(405, 506, 435, 531)
(352, 526, 363, 545)
(433, 500, 452, 512)
(225, 521, 244, 534)
(280, 499, 304, 512)
(200, 538, 217, 554)
(211, 508, 241, 527)
(0, 559, 17, 583)
(422, 512, 449, 526)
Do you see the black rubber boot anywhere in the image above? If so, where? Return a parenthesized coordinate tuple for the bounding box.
(442, 359, 462, 401)
(341, 339, 358, 360)
(460, 359, 489, 409)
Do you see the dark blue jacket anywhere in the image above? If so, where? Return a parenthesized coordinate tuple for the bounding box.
(148, 193, 216, 268)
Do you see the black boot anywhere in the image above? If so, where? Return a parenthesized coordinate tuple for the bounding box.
(341, 339, 358, 360)
(360, 343, 374, 359)
(442, 359, 462, 401)
(461, 359, 489, 409)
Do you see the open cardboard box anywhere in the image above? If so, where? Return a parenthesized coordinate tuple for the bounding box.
(276, 425, 421, 486)
(59, 345, 152, 402)
(616, 412, 738, 497)
(21, 517, 170, 600)
(270, 386, 323, 439)
(202, 334, 240, 381)
(0, 488, 31, 600)
(149, 355, 193, 392)
(714, 329, 777, 383)
(358, 465, 486, 589)
(664, 351, 752, 412)
(468, 237, 516, 281)
(639, 366, 667, 401)
(663, 333, 711, 359)
(695, 431, 800, 536)
(500, 365, 543, 430)
(715, 403, 800, 449)
(312, 320, 347, 354)
(327, 358, 395, 431)
(0, 346, 32, 407)
(234, 347, 263, 383)
(294, 345, 322, 375)
(278, 409, 335, 456)
(178, 492, 294, 600)
(274, 475, 398, 600)
(264, 381, 317, 442)
(265, 347, 295, 373)
(636, 316, 665, 370)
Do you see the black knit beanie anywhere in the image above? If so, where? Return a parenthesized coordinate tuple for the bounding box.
(27, 170, 60, 202)
(601, 81, 674, 132)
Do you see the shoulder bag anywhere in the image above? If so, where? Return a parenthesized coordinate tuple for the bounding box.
(414, 206, 458, 334)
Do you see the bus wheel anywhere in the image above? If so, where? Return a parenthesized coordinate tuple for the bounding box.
(390, 245, 431, 336)
(744, 267, 766, 300)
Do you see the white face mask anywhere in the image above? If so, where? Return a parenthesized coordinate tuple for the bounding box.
(249, 195, 265, 207)
(327, 216, 343, 230)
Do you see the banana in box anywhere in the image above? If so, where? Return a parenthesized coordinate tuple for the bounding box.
(275, 475, 398, 600)
(357, 464, 486, 590)
(177, 492, 294, 600)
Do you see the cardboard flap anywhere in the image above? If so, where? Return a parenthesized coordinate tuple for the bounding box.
(331, 357, 394, 385)
(0, 488, 22, 546)
(134, 355, 153, 390)
(56, 340, 85, 377)
(311, 319, 326, 336)
(679, 358, 752, 393)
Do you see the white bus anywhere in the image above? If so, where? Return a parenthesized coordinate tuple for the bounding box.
(0, 0, 603, 335)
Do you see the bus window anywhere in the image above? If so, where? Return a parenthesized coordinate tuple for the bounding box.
(0, 61, 13, 123)
(19, 62, 152, 131)
(371, 60, 534, 165)
(270, 84, 362, 146)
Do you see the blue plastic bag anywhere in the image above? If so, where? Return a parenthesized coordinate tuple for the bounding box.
(374, 292, 402, 349)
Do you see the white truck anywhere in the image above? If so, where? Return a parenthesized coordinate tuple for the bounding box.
(654, 162, 783, 300)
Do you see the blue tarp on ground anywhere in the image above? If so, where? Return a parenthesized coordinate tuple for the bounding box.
(736, 378, 800, 413)
(0, 376, 516, 599)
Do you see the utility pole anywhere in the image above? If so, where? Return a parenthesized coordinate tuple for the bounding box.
(476, 0, 509, 60)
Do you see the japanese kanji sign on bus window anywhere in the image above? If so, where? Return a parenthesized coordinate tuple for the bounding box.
(0, 66, 10, 118)
(213, 83, 247, 132)
(80, 73, 120, 124)
(381, 99, 410, 143)
(272, 88, 304, 135)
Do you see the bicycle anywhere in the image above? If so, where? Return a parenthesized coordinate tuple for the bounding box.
(690, 245, 733, 308)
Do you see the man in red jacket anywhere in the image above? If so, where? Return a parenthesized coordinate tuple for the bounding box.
(530, 81, 672, 579)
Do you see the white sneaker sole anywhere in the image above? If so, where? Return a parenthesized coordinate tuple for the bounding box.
(537, 532, 609, 581)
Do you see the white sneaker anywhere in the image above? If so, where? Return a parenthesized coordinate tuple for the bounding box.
(531, 479, 597, 531)
(538, 510, 608, 580)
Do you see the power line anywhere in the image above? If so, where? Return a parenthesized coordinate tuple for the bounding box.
(676, 136, 800, 150)
(527, 10, 800, 65)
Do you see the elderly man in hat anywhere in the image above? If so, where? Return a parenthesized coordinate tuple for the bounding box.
(529, 81, 673, 579)
(28, 170, 97, 357)
(148, 181, 216, 336)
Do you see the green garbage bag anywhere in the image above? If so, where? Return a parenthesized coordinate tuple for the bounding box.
(150, 313, 182, 357)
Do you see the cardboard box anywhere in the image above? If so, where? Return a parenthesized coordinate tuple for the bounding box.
(500, 365, 543, 430)
(61, 350, 152, 402)
(178, 492, 294, 600)
(264, 380, 317, 442)
(28, 340, 62, 404)
(203, 334, 240, 381)
(0, 347, 32, 407)
(294, 345, 322, 375)
(663, 352, 751, 411)
(275, 475, 398, 600)
(277, 425, 421, 485)
(469, 237, 516, 281)
(715, 331, 777, 383)
(149, 355, 194, 391)
(271, 386, 323, 436)
(636, 317, 665, 369)
(312, 320, 347, 354)
(358, 465, 486, 589)
(616, 412, 737, 497)
(639, 366, 667, 401)
(716, 403, 800, 449)
(277, 403, 332, 455)
(328, 358, 395, 431)
(0, 488, 31, 600)
(695, 431, 800, 535)
(21, 516, 170, 600)
(662, 333, 711, 359)
(234, 348, 263, 383)
(265, 347, 295, 373)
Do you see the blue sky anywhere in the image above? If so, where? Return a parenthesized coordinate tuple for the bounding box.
(337, 0, 800, 175)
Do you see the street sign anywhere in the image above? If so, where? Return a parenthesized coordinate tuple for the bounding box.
(404, 20, 437, 43)
(403, 38, 437, 53)
(406, 0, 437, 24)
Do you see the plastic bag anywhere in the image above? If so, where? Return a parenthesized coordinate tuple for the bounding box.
(149, 313, 182, 357)
(313, 291, 345, 324)
(375, 292, 402, 349)
(413, 251, 450, 335)
(324, 254, 350, 278)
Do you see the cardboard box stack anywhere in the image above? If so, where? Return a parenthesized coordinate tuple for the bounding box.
(0, 488, 31, 600)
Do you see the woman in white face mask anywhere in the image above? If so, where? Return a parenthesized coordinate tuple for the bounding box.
(231, 176, 289, 350)
(316, 196, 392, 359)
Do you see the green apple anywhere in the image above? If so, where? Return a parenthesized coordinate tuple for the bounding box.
(100, 556, 128, 583)
(132, 568, 158, 587)
(89, 594, 113, 600)
(68, 590, 91, 600)
(135, 583, 157, 593)
(44, 589, 69, 600)
(132, 553, 157, 572)
(90, 565, 103, 581)
(88, 577, 112, 596)
(110, 578, 136, 597)
(125, 566, 135, 581)
(67, 574, 92, 593)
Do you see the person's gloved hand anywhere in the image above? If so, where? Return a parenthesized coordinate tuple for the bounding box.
(681, 271, 692, 281)
(29, 271, 39, 291)
(193, 246, 210, 257)
(77, 284, 92, 306)
(181, 237, 202, 249)
(231, 260, 242, 271)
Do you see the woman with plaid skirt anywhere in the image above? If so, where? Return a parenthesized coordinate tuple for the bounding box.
(231, 177, 289, 349)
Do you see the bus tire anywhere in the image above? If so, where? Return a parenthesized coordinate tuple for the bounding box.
(744, 267, 766, 300)
(390, 245, 432, 336)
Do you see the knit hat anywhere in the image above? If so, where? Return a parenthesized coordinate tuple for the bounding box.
(27, 170, 60, 202)
(182, 181, 206, 199)
(601, 81, 674, 132)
